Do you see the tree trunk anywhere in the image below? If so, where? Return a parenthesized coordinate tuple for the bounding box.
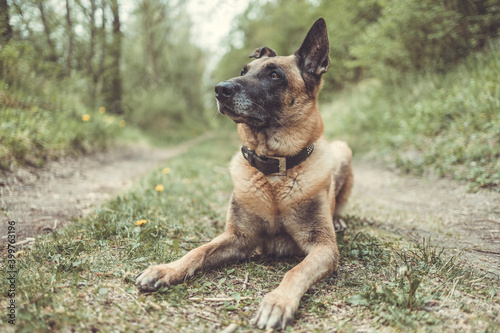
(88, 0, 97, 106)
(37, 1, 57, 61)
(96, 0, 107, 100)
(64, 0, 74, 74)
(108, 0, 123, 114)
(0, 0, 13, 45)
(89, 0, 97, 74)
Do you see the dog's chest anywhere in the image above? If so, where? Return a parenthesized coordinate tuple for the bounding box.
(229, 142, 334, 225)
(232, 166, 315, 219)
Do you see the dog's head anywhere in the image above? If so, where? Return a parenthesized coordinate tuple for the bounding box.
(215, 18, 330, 132)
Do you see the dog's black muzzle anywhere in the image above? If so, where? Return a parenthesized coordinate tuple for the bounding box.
(215, 79, 269, 128)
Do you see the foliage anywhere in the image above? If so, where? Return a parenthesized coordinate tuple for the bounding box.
(323, 40, 500, 191)
(122, 0, 209, 136)
(0, 41, 125, 171)
(350, 0, 500, 77)
(0, 0, 211, 171)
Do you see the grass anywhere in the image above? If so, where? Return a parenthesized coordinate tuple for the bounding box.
(1, 133, 498, 332)
(322, 40, 500, 192)
(0, 99, 127, 172)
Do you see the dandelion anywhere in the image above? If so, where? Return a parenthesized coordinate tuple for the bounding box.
(82, 114, 90, 122)
(162, 167, 171, 174)
(119, 120, 126, 127)
(155, 184, 164, 192)
(99, 106, 106, 114)
(135, 219, 147, 226)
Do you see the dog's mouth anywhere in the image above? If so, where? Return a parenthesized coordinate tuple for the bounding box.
(217, 103, 268, 128)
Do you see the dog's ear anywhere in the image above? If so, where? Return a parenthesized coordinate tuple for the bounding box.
(249, 46, 278, 59)
(295, 18, 330, 77)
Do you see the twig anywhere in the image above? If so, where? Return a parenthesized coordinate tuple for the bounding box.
(242, 271, 249, 290)
(473, 219, 500, 225)
(472, 249, 500, 256)
(194, 313, 219, 323)
(446, 277, 461, 300)
(189, 297, 252, 302)
(14, 237, 36, 246)
(220, 323, 238, 333)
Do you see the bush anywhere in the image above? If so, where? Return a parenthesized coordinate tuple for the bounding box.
(351, 0, 500, 76)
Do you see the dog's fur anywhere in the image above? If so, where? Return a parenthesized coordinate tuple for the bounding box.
(136, 18, 354, 330)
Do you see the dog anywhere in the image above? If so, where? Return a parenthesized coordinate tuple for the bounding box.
(136, 18, 354, 330)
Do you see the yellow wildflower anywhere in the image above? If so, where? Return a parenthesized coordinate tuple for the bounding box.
(155, 184, 164, 192)
(99, 106, 106, 114)
(82, 114, 90, 122)
(135, 219, 147, 226)
(119, 120, 126, 127)
(162, 167, 171, 174)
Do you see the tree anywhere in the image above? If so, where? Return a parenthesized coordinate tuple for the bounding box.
(64, 0, 74, 74)
(122, 0, 207, 131)
(37, 0, 57, 62)
(107, 0, 123, 114)
(0, 0, 13, 45)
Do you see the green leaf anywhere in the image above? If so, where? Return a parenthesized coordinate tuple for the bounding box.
(232, 292, 241, 303)
(410, 278, 421, 297)
(347, 294, 369, 306)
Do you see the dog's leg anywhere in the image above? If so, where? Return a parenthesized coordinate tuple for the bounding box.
(252, 242, 338, 329)
(252, 196, 339, 330)
(331, 141, 353, 233)
(135, 231, 251, 291)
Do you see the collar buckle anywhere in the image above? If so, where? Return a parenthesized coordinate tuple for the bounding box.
(269, 156, 287, 176)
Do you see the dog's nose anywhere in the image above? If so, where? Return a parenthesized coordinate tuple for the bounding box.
(215, 81, 234, 100)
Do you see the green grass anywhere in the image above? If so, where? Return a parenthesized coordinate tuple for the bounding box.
(0, 39, 206, 174)
(1, 133, 498, 332)
(0, 101, 127, 172)
(322, 40, 500, 192)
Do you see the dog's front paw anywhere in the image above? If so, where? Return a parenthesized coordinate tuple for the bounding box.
(135, 264, 183, 292)
(251, 291, 299, 330)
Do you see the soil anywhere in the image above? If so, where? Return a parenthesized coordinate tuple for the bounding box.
(0, 133, 212, 245)
(351, 159, 500, 278)
(1, 135, 499, 278)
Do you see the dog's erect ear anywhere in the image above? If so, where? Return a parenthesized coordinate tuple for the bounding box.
(249, 46, 278, 59)
(295, 18, 330, 76)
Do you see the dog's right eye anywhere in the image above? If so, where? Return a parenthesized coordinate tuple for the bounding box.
(240, 67, 247, 76)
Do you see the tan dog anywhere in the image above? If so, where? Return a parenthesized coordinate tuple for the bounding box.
(136, 18, 353, 330)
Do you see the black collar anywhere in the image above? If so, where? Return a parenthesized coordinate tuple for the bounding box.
(241, 143, 314, 176)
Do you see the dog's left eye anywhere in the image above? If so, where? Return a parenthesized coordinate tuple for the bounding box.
(271, 71, 279, 79)
(241, 68, 246, 76)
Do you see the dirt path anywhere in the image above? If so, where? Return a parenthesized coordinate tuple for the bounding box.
(0, 133, 213, 245)
(351, 160, 500, 278)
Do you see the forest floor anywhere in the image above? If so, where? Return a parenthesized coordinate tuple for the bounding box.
(1, 132, 499, 332)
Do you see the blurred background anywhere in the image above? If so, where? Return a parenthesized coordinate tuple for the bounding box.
(1, 0, 499, 190)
